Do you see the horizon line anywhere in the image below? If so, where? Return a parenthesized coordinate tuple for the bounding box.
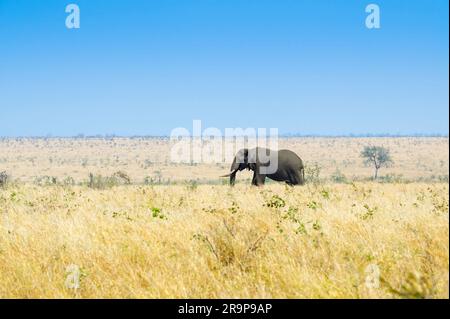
(0, 133, 448, 139)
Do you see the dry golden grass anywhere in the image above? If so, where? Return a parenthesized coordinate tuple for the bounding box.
(0, 183, 448, 298)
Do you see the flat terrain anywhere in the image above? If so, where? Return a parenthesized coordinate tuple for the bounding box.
(0, 183, 448, 298)
(0, 137, 448, 183)
(0, 137, 448, 298)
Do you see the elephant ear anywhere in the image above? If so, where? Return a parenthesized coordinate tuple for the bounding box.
(235, 148, 248, 165)
(247, 149, 257, 165)
(247, 149, 262, 171)
(256, 148, 271, 167)
(243, 148, 249, 162)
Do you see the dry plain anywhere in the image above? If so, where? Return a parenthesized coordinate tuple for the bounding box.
(0, 137, 448, 184)
(0, 137, 448, 298)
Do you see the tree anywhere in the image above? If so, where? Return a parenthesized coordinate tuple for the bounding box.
(361, 146, 393, 180)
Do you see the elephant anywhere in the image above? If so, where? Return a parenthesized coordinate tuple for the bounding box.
(221, 147, 305, 186)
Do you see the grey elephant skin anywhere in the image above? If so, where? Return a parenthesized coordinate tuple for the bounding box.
(222, 148, 305, 186)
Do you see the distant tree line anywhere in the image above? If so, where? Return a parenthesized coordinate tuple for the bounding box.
(0, 133, 448, 139)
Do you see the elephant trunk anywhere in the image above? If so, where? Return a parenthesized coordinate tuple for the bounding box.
(220, 157, 240, 186)
(229, 170, 237, 186)
(229, 157, 240, 186)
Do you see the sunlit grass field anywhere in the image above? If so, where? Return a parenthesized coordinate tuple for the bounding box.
(0, 182, 448, 298)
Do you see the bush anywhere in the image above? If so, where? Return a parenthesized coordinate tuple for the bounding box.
(0, 171, 8, 188)
(305, 162, 322, 184)
(62, 176, 76, 186)
(185, 180, 198, 191)
(330, 168, 348, 183)
(265, 195, 286, 208)
(112, 171, 131, 185)
(378, 174, 404, 183)
(151, 207, 167, 219)
(34, 176, 57, 186)
(144, 176, 172, 185)
(88, 173, 116, 189)
(143, 176, 155, 185)
(87, 171, 132, 189)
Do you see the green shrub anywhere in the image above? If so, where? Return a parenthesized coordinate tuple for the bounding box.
(151, 207, 167, 220)
(330, 169, 348, 183)
(265, 195, 286, 209)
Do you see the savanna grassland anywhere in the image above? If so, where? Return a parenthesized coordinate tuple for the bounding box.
(0, 183, 448, 298)
(0, 137, 448, 298)
(0, 137, 448, 183)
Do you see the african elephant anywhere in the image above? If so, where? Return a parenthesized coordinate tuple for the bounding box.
(221, 148, 305, 186)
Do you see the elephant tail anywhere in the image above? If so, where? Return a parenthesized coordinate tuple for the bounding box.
(300, 167, 305, 185)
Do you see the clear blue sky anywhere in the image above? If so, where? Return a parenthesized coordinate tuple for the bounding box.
(0, 0, 448, 136)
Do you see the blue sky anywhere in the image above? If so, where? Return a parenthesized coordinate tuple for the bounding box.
(0, 0, 448, 136)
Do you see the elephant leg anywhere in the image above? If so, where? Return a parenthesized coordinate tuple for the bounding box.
(252, 172, 265, 186)
(288, 170, 302, 185)
(254, 173, 266, 186)
(251, 172, 259, 186)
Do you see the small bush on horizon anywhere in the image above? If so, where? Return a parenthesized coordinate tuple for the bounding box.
(330, 168, 348, 183)
(62, 176, 76, 186)
(0, 171, 9, 188)
(112, 171, 131, 185)
(88, 172, 131, 189)
(34, 175, 58, 186)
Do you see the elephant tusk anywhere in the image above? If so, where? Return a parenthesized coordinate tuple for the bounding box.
(220, 169, 238, 178)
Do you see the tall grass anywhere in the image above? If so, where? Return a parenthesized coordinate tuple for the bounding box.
(0, 183, 448, 298)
